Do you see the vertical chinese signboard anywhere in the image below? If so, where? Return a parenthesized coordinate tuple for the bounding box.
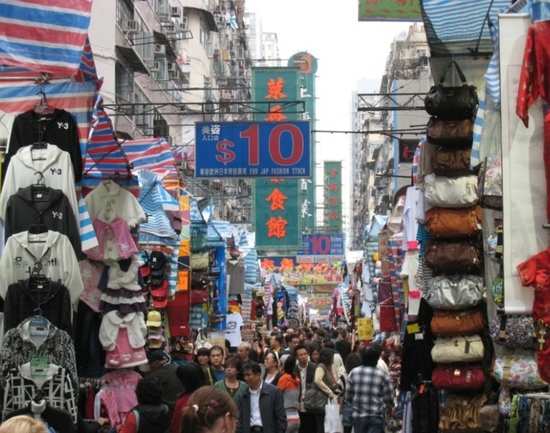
(358, 0, 421, 21)
(253, 67, 302, 251)
(324, 161, 342, 232)
(289, 52, 318, 233)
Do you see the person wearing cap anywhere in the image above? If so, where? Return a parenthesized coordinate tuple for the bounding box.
(145, 350, 184, 413)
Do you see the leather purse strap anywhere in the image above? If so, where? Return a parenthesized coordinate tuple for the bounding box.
(439, 60, 467, 85)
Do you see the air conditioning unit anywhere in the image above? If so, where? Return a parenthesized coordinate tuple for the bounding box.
(154, 44, 166, 55)
(125, 20, 139, 32)
(167, 62, 177, 72)
(170, 6, 182, 18)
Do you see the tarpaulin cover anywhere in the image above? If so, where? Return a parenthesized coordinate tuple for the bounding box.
(0, 0, 93, 78)
(421, 0, 511, 57)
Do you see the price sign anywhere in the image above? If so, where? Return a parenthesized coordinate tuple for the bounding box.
(195, 121, 311, 178)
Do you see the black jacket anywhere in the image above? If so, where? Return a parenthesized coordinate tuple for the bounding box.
(237, 383, 287, 433)
(3, 279, 72, 334)
(4, 185, 81, 254)
(6, 108, 82, 181)
(133, 404, 171, 433)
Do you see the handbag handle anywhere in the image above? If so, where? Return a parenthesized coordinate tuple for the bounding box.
(439, 60, 467, 85)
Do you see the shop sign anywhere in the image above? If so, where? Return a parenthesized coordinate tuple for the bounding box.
(357, 317, 374, 341)
(358, 0, 421, 21)
(195, 121, 311, 178)
(260, 255, 344, 286)
(302, 233, 345, 256)
(255, 178, 301, 250)
(324, 161, 342, 232)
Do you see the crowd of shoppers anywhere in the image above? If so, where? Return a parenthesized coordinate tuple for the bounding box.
(0, 327, 394, 433)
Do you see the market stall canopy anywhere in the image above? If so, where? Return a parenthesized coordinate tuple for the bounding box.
(0, 0, 93, 78)
(421, 0, 511, 57)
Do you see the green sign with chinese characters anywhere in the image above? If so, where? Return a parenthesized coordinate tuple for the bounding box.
(324, 161, 342, 232)
(252, 67, 302, 251)
(289, 52, 317, 234)
(254, 178, 301, 250)
(358, 0, 421, 21)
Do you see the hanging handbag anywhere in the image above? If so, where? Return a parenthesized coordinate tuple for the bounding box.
(304, 365, 333, 413)
(425, 241, 482, 274)
(535, 320, 550, 383)
(425, 275, 485, 310)
(424, 174, 479, 208)
(427, 118, 474, 148)
(431, 309, 485, 337)
(432, 365, 485, 390)
(478, 156, 503, 210)
(489, 314, 536, 350)
(493, 346, 547, 389)
(424, 60, 479, 120)
(431, 335, 485, 363)
(190, 252, 209, 270)
(425, 206, 482, 239)
(190, 290, 208, 305)
(432, 147, 473, 177)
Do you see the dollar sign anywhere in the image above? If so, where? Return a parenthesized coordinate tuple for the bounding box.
(216, 139, 236, 165)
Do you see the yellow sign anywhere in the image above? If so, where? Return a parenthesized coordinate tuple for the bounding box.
(357, 318, 374, 341)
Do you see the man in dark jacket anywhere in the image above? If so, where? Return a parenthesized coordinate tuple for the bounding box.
(238, 361, 287, 433)
(296, 344, 317, 433)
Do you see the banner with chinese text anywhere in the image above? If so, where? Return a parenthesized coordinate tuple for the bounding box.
(358, 0, 421, 21)
(253, 67, 302, 251)
(324, 161, 342, 231)
(259, 255, 344, 286)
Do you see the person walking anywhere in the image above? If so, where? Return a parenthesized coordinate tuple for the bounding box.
(237, 361, 287, 433)
(311, 348, 339, 433)
(180, 386, 238, 433)
(119, 376, 171, 433)
(345, 346, 393, 433)
(277, 356, 301, 433)
(0, 416, 48, 433)
(171, 363, 207, 433)
(196, 347, 217, 385)
(215, 356, 248, 402)
(263, 351, 281, 386)
(296, 344, 316, 433)
(210, 345, 226, 382)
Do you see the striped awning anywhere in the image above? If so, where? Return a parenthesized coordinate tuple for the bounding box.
(0, 0, 93, 78)
(421, 0, 511, 57)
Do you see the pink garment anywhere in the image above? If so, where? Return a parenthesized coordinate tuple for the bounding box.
(105, 327, 147, 369)
(86, 218, 138, 261)
(79, 260, 104, 312)
(100, 370, 141, 427)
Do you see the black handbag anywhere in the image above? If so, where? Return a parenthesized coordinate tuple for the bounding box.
(425, 60, 478, 120)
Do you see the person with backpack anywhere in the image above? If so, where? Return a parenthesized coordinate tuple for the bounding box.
(118, 376, 170, 433)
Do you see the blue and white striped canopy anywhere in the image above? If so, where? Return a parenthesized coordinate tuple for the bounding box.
(421, 0, 512, 57)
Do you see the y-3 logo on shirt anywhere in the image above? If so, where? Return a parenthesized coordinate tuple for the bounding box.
(49, 168, 62, 175)
(51, 211, 63, 220)
(57, 122, 69, 130)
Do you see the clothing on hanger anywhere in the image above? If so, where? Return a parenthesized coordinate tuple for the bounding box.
(0, 230, 84, 305)
(0, 144, 79, 226)
(6, 108, 82, 182)
(4, 185, 81, 254)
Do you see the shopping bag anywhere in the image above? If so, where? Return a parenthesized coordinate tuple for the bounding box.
(324, 399, 343, 433)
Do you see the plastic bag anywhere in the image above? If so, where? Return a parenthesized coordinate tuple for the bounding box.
(324, 399, 343, 433)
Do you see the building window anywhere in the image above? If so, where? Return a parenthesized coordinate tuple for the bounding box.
(116, 0, 133, 30)
(134, 86, 151, 133)
(200, 19, 209, 48)
(115, 62, 134, 104)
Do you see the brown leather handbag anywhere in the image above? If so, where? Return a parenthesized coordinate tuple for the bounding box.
(431, 309, 485, 336)
(425, 241, 482, 274)
(425, 206, 482, 239)
(427, 117, 473, 148)
(432, 147, 472, 177)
